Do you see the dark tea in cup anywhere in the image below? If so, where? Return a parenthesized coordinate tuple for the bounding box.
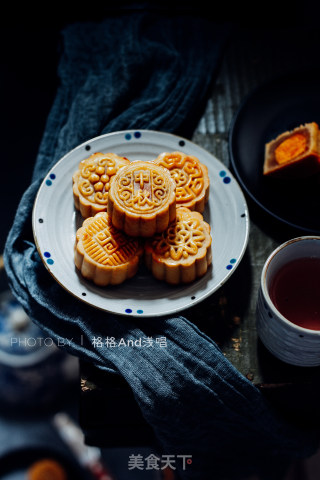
(256, 236, 320, 366)
(269, 257, 320, 330)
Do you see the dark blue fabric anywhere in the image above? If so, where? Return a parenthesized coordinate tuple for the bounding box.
(3, 10, 319, 480)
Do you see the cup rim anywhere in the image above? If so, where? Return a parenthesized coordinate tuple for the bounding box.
(261, 235, 320, 335)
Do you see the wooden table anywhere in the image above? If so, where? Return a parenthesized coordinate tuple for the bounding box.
(79, 24, 320, 447)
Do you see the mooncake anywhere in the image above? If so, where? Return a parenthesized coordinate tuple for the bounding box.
(145, 207, 212, 284)
(73, 152, 130, 218)
(263, 122, 320, 177)
(27, 459, 67, 480)
(74, 212, 144, 286)
(153, 151, 210, 212)
(108, 160, 176, 237)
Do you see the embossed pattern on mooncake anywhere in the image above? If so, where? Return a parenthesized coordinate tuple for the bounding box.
(145, 206, 212, 284)
(74, 212, 143, 286)
(73, 152, 130, 218)
(108, 161, 176, 237)
(153, 151, 210, 212)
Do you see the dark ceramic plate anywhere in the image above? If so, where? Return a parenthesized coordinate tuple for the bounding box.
(229, 69, 320, 233)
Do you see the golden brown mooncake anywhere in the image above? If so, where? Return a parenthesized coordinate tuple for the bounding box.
(74, 212, 144, 286)
(263, 122, 320, 178)
(153, 151, 210, 212)
(73, 152, 130, 218)
(108, 160, 176, 237)
(27, 459, 67, 480)
(145, 207, 212, 285)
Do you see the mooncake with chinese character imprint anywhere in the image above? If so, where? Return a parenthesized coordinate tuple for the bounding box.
(263, 122, 320, 177)
(73, 152, 130, 218)
(108, 160, 176, 237)
(74, 212, 144, 286)
(145, 207, 212, 284)
(153, 151, 209, 212)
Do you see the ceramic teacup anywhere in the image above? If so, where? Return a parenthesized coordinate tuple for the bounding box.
(256, 236, 320, 367)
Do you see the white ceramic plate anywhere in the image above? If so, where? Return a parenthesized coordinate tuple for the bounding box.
(32, 130, 249, 317)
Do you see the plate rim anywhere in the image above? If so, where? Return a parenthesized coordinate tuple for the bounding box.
(32, 129, 250, 317)
(228, 73, 320, 234)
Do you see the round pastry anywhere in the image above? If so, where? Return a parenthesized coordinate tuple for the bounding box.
(108, 160, 176, 237)
(27, 459, 67, 480)
(73, 152, 130, 218)
(153, 151, 210, 212)
(74, 212, 144, 286)
(145, 206, 212, 284)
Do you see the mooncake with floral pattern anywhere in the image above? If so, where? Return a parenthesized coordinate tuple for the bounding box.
(153, 151, 209, 212)
(145, 206, 212, 284)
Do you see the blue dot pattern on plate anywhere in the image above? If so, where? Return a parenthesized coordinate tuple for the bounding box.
(219, 170, 231, 184)
(125, 308, 133, 314)
(125, 131, 141, 140)
(44, 251, 54, 265)
(45, 173, 56, 186)
(137, 309, 144, 314)
(226, 258, 237, 270)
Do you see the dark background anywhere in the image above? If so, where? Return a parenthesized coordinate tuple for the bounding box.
(0, 0, 313, 252)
